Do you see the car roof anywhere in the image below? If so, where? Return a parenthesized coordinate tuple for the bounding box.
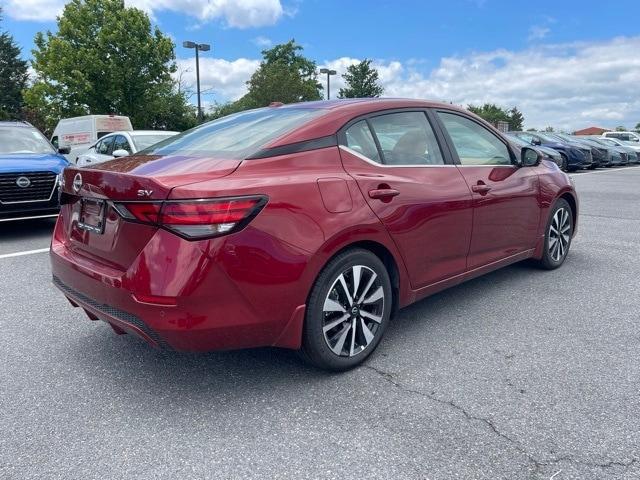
(266, 98, 475, 147)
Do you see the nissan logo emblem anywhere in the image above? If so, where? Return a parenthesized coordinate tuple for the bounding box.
(16, 176, 31, 188)
(72, 173, 83, 193)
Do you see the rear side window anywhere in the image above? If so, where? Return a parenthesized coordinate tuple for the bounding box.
(139, 107, 325, 159)
(369, 112, 444, 166)
(345, 121, 380, 163)
(438, 112, 512, 166)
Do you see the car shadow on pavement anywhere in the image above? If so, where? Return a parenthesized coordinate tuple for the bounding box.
(65, 259, 553, 403)
(0, 217, 56, 241)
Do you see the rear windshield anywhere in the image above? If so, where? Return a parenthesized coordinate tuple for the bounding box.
(138, 107, 325, 159)
(0, 126, 55, 155)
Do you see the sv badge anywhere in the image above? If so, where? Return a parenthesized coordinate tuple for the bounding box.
(137, 189, 153, 197)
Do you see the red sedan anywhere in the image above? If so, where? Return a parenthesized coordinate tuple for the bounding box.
(51, 99, 578, 370)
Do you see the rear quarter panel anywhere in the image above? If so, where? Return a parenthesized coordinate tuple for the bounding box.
(169, 147, 410, 343)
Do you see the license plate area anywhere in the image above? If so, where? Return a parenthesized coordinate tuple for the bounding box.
(77, 198, 106, 234)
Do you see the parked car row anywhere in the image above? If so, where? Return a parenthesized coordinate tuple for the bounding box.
(509, 131, 640, 172)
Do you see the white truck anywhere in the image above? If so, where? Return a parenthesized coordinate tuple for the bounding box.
(51, 115, 133, 163)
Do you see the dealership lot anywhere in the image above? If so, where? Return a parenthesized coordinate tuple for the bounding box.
(1, 167, 639, 479)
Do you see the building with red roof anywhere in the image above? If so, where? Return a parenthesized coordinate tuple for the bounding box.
(574, 126, 609, 136)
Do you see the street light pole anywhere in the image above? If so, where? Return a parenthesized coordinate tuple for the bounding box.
(319, 68, 337, 100)
(183, 41, 211, 122)
(195, 45, 201, 120)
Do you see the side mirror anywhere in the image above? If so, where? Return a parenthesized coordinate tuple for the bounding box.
(521, 147, 541, 167)
(58, 146, 71, 155)
(531, 138, 542, 146)
(112, 149, 129, 158)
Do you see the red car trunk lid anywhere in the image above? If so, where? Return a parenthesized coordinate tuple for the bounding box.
(59, 154, 242, 270)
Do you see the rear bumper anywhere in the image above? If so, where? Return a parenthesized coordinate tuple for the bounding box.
(50, 222, 310, 352)
(53, 275, 171, 349)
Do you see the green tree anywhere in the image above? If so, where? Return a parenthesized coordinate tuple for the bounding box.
(205, 97, 254, 121)
(467, 103, 510, 124)
(0, 8, 29, 120)
(615, 125, 627, 131)
(242, 40, 322, 107)
(634, 122, 640, 132)
(25, 0, 194, 132)
(467, 103, 525, 131)
(508, 107, 524, 131)
(526, 128, 537, 132)
(338, 59, 384, 98)
(204, 40, 322, 120)
(544, 126, 555, 132)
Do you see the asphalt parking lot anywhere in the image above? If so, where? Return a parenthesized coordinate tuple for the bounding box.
(1, 166, 639, 480)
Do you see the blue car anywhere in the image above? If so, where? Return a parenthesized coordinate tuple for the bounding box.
(0, 121, 69, 222)
(510, 131, 592, 172)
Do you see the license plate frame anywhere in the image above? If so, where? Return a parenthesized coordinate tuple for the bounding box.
(77, 198, 106, 234)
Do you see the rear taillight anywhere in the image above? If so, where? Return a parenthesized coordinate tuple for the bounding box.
(113, 196, 267, 240)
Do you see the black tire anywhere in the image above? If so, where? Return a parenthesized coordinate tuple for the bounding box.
(559, 153, 569, 172)
(299, 248, 392, 371)
(534, 198, 574, 270)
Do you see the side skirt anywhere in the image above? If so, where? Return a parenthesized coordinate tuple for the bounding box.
(406, 249, 535, 305)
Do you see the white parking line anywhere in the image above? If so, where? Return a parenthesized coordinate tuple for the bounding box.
(0, 248, 50, 260)
(570, 165, 640, 176)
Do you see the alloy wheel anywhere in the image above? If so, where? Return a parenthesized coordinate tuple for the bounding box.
(548, 207, 571, 262)
(322, 265, 384, 357)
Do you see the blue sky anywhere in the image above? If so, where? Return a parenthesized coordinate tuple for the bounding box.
(3, 0, 640, 130)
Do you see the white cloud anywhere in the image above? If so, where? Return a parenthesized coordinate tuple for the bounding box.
(528, 25, 550, 41)
(192, 36, 640, 131)
(3, 0, 285, 27)
(252, 36, 273, 48)
(175, 57, 260, 101)
(3, 0, 66, 21)
(319, 37, 640, 131)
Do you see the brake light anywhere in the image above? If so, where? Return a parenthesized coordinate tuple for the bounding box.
(113, 196, 267, 239)
(124, 203, 162, 223)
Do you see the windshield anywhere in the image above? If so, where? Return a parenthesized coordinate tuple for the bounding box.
(505, 134, 529, 147)
(551, 133, 575, 142)
(139, 107, 325, 159)
(132, 134, 178, 151)
(537, 133, 561, 143)
(0, 126, 55, 155)
(596, 138, 617, 146)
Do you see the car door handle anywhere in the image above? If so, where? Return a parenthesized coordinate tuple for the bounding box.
(471, 183, 491, 194)
(368, 188, 400, 200)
